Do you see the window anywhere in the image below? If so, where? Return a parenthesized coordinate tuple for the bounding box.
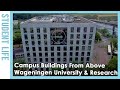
(76, 52, 78, 56)
(33, 53, 36, 57)
(51, 58, 54, 62)
(89, 34, 93, 39)
(45, 47, 48, 51)
(39, 47, 41, 51)
(87, 52, 90, 56)
(37, 35, 40, 39)
(63, 52, 67, 56)
(27, 53, 30, 57)
(51, 47, 54, 51)
(70, 40, 73, 44)
(37, 28, 40, 33)
(76, 46, 79, 51)
(57, 58, 60, 62)
(34, 58, 37, 62)
(43, 27, 47, 33)
(57, 47, 60, 51)
(90, 27, 94, 32)
(39, 53, 42, 56)
(70, 58, 72, 61)
(77, 34, 80, 39)
(41, 68, 43, 71)
(81, 57, 84, 61)
(75, 57, 78, 61)
(46, 68, 49, 71)
(88, 46, 91, 51)
(63, 58, 67, 62)
(70, 47, 73, 51)
(51, 52, 54, 56)
(26, 47, 29, 51)
(64, 46, 67, 51)
(31, 34, 34, 39)
(81, 52, 84, 56)
(84, 27, 87, 32)
(57, 52, 60, 56)
(82, 40, 86, 45)
(32, 41, 35, 45)
(23, 28, 27, 33)
(70, 34, 74, 39)
(28, 58, 31, 62)
(83, 34, 86, 39)
(39, 58, 42, 62)
(70, 52, 73, 56)
(45, 58, 48, 62)
(88, 40, 92, 45)
(77, 27, 80, 32)
(44, 41, 47, 45)
(86, 57, 90, 61)
(24, 34, 28, 39)
(82, 46, 85, 51)
(81, 61, 84, 64)
(71, 27, 74, 32)
(25, 41, 28, 45)
(38, 41, 41, 45)
(76, 40, 79, 44)
(45, 52, 48, 56)
(35, 68, 38, 70)
(44, 34, 47, 39)
(30, 28, 34, 33)
(32, 47, 35, 51)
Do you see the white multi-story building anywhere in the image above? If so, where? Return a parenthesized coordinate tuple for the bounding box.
(20, 15, 96, 70)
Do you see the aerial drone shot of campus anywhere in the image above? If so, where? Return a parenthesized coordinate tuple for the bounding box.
(13, 13, 118, 76)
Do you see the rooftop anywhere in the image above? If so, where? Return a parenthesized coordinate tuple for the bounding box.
(13, 48, 24, 54)
(21, 15, 95, 24)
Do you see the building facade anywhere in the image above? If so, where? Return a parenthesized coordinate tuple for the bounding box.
(20, 15, 96, 70)
(13, 48, 24, 59)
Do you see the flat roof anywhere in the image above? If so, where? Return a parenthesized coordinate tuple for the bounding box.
(21, 15, 95, 24)
(13, 48, 24, 53)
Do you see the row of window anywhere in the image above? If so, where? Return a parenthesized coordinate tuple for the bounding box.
(70, 34, 93, 39)
(25, 40, 92, 46)
(23, 27, 94, 33)
(23, 27, 47, 33)
(24, 34, 93, 40)
(27, 52, 91, 57)
(27, 57, 90, 63)
(26, 46, 91, 52)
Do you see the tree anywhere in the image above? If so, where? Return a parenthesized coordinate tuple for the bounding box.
(83, 14, 98, 19)
(13, 20, 22, 45)
(13, 58, 27, 71)
(110, 38, 118, 49)
(13, 31, 22, 45)
(99, 29, 108, 36)
(95, 32, 102, 42)
(106, 56, 117, 71)
(106, 32, 112, 38)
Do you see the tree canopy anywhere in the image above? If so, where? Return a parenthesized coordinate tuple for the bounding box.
(95, 32, 102, 42)
(13, 31, 22, 45)
(13, 58, 27, 71)
(110, 37, 118, 49)
(106, 56, 117, 71)
(13, 21, 22, 45)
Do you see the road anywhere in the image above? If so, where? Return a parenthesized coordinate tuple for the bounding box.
(92, 36, 111, 65)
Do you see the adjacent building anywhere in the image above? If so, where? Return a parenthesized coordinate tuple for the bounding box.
(20, 15, 96, 70)
(13, 48, 24, 59)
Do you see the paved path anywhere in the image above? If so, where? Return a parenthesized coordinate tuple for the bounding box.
(92, 37, 111, 65)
